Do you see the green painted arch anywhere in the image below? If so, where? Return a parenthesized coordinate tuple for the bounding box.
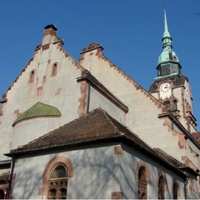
(13, 102, 61, 126)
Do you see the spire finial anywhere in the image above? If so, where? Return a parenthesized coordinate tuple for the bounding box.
(162, 6, 172, 50)
(163, 7, 170, 38)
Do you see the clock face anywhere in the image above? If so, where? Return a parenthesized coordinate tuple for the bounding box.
(159, 82, 171, 100)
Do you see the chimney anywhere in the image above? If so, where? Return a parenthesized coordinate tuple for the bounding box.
(42, 24, 58, 46)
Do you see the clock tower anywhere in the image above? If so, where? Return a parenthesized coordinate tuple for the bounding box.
(149, 8, 197, 133)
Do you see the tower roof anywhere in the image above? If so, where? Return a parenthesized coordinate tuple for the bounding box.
(158, 8, 179, 65)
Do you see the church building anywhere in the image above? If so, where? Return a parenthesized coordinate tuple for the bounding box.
(0, 9, 199, 199)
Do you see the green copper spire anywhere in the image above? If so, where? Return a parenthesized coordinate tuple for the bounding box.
(163, 8, 171, 38)
(158, 8, 179, 65)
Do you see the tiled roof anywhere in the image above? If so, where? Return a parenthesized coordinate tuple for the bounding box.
(11, 108, 153, 154)
(8, 108, 198, 178)
(154, 148, 184, 168)
(15, 108, 121, 151)
(154, 148, 199, 178)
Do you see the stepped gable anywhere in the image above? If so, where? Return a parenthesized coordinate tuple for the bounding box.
(80, 43, 164, 110)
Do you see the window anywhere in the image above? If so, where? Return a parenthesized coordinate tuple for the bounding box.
(138, 166, 147, 199)
(158, 176, 165, 199)
(51, 63, 58, 76)
(29, 70, 35, 83)
(48, 165, 68, 199)
(163, 101, 170, 108)
(173, 182, 179, 199)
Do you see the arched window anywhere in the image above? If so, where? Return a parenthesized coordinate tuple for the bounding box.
(51, 63, 58, 76)
(158, 176, 165, 199)
(138, 166, 147, 199)
(29, 70, 35, 83)
(48, 165, 68, 199)
(173, 182, 179, 199)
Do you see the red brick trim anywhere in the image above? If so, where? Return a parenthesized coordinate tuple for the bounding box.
(42, 44, 50, 51)
(55, 87, 62, 96)
(38, 156, 74, 196)
(77, 80, 88, 117)
(37, 86, 43, 96)
(111, 191, 123, 199)
(114, 145, 124, 155)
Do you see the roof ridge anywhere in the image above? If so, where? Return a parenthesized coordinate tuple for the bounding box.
(100, 109, 119, 134)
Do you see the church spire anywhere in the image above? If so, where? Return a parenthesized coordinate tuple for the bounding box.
(163, 8, 170, 38)
(157, 7, 180, 74)
(162, 8, 173, 51)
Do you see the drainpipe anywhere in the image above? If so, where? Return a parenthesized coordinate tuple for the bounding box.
(86, 82, 91, 113)
(7, 154, 15, 199)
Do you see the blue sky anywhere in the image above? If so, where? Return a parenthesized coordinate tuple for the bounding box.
(0, 0, 200, 129)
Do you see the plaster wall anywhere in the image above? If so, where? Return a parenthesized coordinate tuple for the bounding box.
(12, 143, 186, 199)
(12, 117, 61, 149)
(89, 86, 126, 125)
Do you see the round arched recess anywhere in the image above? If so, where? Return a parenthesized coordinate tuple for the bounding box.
(12, 102, 61, 126)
